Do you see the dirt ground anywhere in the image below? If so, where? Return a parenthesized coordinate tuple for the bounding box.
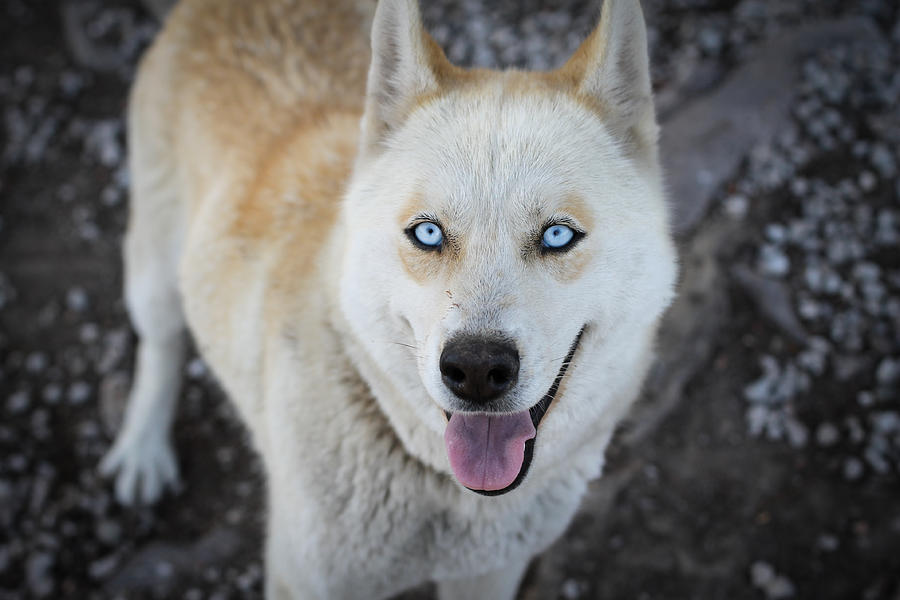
(1, 1, 898, 599)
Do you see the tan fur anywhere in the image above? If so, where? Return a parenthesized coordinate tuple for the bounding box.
(102, 1, 677, 598)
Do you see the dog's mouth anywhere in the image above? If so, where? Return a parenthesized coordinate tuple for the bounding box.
(443, 327, 585, 497)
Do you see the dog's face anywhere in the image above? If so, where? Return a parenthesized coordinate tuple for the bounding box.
(340, 0, 676, 495)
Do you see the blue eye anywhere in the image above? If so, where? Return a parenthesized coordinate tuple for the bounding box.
(412, 221, 443, 248)
(541, 224, 576, 249)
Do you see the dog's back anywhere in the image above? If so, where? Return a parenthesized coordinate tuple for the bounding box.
(131, 0, 374, 213)
(104, 0, 375, 502)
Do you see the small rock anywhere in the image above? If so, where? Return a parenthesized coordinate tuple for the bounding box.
(767, 576, 796, 599)
(750, 561, 776, 587)
(723, 194, 749, 219)
(869, 143, 897, 178)
(26, 552, 55, 598)
(857, 391, 874, 407)
(66, 287, 89, 312)
(28, 463, 55, 515)
(852, 262, 881, 284)
(750, 559, 795, 598)
(746, 405, 770, 437)
(63, 348, 88, 377)
(67, 381, 92, 405)
(561, 578, 584, 599)
(785, 418, 809, 449)
(235, 563, 262, 591)
(216, 446, 235, 467)
(98, 329, 130, 374)
(36, 302, 59, 327)
(89, 554, 120, 580)
(31, 409, 51, 441)
(101, 184, 122, 207)
(876, 358, 900, 386)
(789, 178, 809, 197)
(833, 355, 868, 381)
(78, 420, 101, 440)
(59, 70, 84, 98)
(858, 170, 877, 192)
(845, 417, 865, 444)
(42, 383, 62, 405)
(155, 561, 174, 578)
(843, 457, 864, 481)
(79, 323, 100, 344)
(743, 356, 781, 404)
(698, 27, 724, 55)
(816, 534, 839, 552)
(84, 119, 122, 167)
(225, 508, 243, 525)
(870, 412, 900, 435)
(25, 352, 48, 373)
(765, 223, 787, 244)
(797, 297, 821, 321)
(186, 357, 207, 380)
(863, 444, 890, 474)
(815, 422, 840, 447)
(758, 244, 790, 277)
(6, 389, 30, 414)
(77, 220, 101, 241)
(796, 338, 829, 375)
(7, 454, 27, 472)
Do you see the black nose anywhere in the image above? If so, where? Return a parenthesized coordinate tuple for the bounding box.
(440, 336, 519, 404)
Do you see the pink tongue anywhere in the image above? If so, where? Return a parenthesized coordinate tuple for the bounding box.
(444, 411, 536, 491)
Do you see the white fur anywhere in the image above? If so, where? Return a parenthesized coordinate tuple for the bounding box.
(101, 0, 677, 597)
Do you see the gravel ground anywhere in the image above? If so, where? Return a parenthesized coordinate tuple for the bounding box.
(1, 1, 899, 599)
(736, 34, 900, 474)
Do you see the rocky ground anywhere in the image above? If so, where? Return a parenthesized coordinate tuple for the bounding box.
(1, 0, 898, 599)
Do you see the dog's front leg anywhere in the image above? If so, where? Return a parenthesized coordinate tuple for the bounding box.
(436, 555, 532, 600)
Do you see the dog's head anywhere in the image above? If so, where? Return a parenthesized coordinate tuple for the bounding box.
(339, 0, 677, 495)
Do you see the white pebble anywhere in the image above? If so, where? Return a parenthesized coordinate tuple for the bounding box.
(561, 579, 583, 599)
(758, 245, 790, 277)
(858, 170, 877, 192)
(724, 194, 749, 219)
(843, 457, 864, 481)
(815, 423, 839, 447)
(186, 357, 207, 379)
(66, 287, 89, 312)
(7, 390, 30, 414)
(67, 381, 92, 405)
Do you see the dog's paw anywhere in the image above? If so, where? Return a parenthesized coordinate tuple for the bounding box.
(99, 432, 180, 506)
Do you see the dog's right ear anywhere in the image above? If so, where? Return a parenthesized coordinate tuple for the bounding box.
(359, 0, 450, 157)
(557, 0, 658, 163)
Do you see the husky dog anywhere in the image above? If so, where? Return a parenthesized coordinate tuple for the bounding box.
(99, 0, 677, 597)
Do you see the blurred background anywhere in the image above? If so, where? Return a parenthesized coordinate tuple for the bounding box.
(1, 0, 899, 598)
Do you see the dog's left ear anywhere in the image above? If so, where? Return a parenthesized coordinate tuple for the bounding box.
(558, 0, 658, 161)
(359, 0, 451, 158)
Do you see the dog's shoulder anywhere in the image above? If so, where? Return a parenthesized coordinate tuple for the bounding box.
(136, 0, 373, 193)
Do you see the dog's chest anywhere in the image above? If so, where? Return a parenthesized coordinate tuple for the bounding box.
(276, 397, 584, 594)
(264, 320, 586, 595)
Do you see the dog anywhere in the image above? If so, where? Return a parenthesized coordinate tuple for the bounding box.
(99, 0, 677, 597)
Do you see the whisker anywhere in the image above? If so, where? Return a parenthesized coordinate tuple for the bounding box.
(381, 340, 419, 350)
